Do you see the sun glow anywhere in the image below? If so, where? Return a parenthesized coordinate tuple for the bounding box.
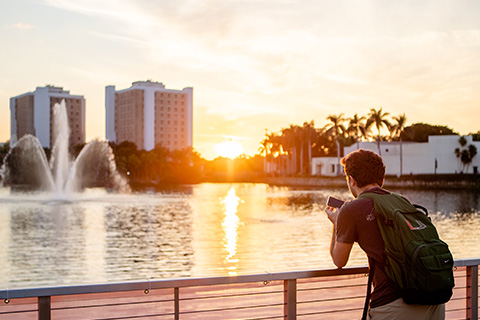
(213, 139, 245, 159)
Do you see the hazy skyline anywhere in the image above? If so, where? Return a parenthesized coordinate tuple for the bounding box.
(1, 0, 480, 159)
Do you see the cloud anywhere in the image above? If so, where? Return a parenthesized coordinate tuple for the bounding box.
(35, 0, 480, 141)
(45, 0, 153, 26)
(5, 22, 35, 30)
(86, 31, 148, 46)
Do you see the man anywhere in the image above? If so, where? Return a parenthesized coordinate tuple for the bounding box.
(325, 149, 445, 320)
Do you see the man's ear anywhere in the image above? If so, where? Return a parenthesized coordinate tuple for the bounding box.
(348, 175, 357, 187)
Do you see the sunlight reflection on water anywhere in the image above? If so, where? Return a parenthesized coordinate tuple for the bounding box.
(0, 184, 479, 289)
(222, 186, 241, 276)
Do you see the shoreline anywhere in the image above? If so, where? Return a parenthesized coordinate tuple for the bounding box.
(265, 174, 480, 190)
(128, 174, 480, 190)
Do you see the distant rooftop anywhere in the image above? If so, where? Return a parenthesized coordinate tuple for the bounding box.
(36, 85, 70, 94)
(131, 80, 166, 89)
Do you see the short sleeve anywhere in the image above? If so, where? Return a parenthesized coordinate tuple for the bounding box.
(335, 202, 356, 244)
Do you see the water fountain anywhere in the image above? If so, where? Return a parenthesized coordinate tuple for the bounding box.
(0, 100, 129, 196)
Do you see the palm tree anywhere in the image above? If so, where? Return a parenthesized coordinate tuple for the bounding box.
(455, 137, 478, 173)
(281, 125, 300, 175)
(359, 121, 373, 144)
(390, 114, 407, 140)
(367, 108, 391, 155)
(391, 114, 407, 176)
(347, 113, 366, 150)
(387, 123, 397, 142)
(259, 130, 284, 175)
(270, 133, 284, 176)
(301, 121, 316, 175)
(326, 114, 346, 175)
(259, 130, 271, 174)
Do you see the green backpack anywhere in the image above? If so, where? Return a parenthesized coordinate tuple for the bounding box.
(358, 192, 455, 305)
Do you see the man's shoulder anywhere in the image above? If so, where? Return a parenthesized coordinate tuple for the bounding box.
(340, 197, 374, 215)
(344, 197, 371, 207)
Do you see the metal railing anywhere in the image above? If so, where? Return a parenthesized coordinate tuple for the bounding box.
(0, 259, 478, 320)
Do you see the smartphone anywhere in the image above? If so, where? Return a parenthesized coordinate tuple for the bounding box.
(326, 196, 345, 208)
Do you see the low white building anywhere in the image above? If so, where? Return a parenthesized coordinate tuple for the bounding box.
(312, 135, 480, 176)
(311, 157, 341, 176)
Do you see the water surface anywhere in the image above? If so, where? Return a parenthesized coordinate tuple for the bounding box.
(0, 183, 478, 289)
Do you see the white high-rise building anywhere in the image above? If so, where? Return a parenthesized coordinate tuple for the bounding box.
(10, 86, 85, 148)
(105, 81, 193, 151)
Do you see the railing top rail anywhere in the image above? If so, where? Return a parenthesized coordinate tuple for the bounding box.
(1, 258, 478, 300)
(453, 258, 480, 267)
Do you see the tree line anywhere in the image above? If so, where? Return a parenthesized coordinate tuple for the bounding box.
(0, 140, 263, 188)
(1, 106, 479, 188)
(258, 107, 478, 176)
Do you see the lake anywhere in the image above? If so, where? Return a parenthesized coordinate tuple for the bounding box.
(0, 183, 479, 289)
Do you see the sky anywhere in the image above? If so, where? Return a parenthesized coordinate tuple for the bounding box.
(1, 0, 480, 160)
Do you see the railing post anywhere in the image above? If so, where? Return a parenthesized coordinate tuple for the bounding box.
(174, 287, 179, 320)
(38, 296, 51, 320)
(467, 265, 478, 320)
(284, 279, 296, 320)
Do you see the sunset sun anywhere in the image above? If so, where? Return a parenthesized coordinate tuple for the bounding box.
(213, 139, 245, 159)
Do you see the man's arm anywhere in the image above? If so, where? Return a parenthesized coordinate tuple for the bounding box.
(326, 206, 353, 268)
(330, 230, 353, 268)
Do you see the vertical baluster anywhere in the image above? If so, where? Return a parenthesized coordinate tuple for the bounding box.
(467, 265, 478, 320)
(284, 279, 297, 320)
(174, 287, 179, 320)
(38, 296, 51, 320)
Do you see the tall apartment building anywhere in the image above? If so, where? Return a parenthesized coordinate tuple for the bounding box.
(10, 86, 85, 149)
(106, 81, 193, 151)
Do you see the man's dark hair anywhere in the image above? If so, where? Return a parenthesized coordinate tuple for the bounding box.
(341, 149, 385, 187)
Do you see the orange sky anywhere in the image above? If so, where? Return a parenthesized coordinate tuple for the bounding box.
(1, 1, 480, 159)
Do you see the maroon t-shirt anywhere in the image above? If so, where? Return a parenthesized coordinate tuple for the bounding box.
(335, 187, 401, 308)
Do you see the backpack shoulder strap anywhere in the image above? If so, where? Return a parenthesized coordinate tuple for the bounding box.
(362, 257, 375, 320)
(358, 192, 418, 217)
(413, 204, 429, 216)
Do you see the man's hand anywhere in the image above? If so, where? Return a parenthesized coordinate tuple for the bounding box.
(325, 206, 339, 224)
